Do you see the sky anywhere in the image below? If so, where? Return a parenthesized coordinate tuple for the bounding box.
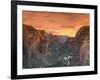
(22, 11, 89, 37)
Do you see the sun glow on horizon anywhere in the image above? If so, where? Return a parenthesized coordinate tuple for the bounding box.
(23, 11, 89, 37)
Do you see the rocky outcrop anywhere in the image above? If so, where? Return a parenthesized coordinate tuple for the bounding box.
(23, 24, 51, 68)
(64, 26, 89, 66)
(76, 26, 89, 65)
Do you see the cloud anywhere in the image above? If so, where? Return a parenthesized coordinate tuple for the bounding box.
(61, 26, 75, 28)
(22, 11, 89, 37)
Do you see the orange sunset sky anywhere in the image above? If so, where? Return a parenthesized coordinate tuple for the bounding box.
(22, 11, 89, 37)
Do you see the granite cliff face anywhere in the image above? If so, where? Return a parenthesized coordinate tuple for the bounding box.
(23, 24, 90, 68)
(66, 26, 89, 66)
(23, 24, 51, 68)
(76, 26, 89, 65)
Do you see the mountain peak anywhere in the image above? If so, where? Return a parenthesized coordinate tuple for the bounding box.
(76, 26, 89, 38)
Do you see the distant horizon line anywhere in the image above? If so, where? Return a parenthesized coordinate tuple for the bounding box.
(23, 24, 89, 37)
